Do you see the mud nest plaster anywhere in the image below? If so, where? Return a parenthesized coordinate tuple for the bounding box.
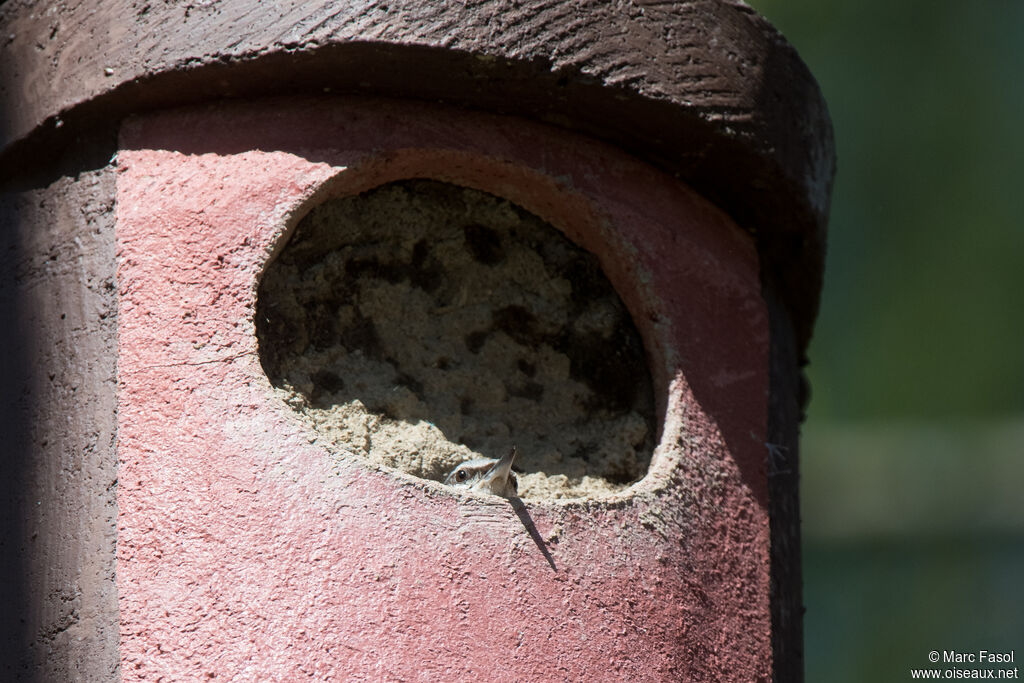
(256, 179, 656, 500)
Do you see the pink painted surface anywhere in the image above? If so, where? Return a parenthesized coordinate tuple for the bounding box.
(116, 97, 771, 680)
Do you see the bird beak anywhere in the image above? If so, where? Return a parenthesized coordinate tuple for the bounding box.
(483, 447, 516, 487)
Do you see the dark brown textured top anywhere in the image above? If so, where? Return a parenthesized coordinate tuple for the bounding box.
(0, 0, 834, 350)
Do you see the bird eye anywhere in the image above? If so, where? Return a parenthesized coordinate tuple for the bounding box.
(455, 469, 468, 482)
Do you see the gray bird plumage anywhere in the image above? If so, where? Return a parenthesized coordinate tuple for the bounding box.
(444, 447, 518, 498)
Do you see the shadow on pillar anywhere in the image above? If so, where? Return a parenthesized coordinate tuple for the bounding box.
(0, 194, 37, 678)
(0, 129, 120, 680)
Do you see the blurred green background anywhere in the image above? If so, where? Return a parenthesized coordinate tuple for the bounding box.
(746, 0, 1024, 679)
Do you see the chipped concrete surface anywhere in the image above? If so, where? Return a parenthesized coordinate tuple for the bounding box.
(115, 97, 773, 681)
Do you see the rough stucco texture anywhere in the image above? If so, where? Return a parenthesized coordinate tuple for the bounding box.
(115, 97, 772, 680)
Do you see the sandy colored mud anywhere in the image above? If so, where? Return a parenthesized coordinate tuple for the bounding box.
(257, 180, 655, 499)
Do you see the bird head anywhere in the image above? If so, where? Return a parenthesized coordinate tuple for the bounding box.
(444, 447, 519, 498)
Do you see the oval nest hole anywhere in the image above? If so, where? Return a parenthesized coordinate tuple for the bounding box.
(256, 179, 656, 500)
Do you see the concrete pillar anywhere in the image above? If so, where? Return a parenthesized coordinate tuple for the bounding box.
(1, 2, 833, 680)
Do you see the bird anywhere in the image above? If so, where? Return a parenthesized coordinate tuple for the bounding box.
(444, 446, 519, 498)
